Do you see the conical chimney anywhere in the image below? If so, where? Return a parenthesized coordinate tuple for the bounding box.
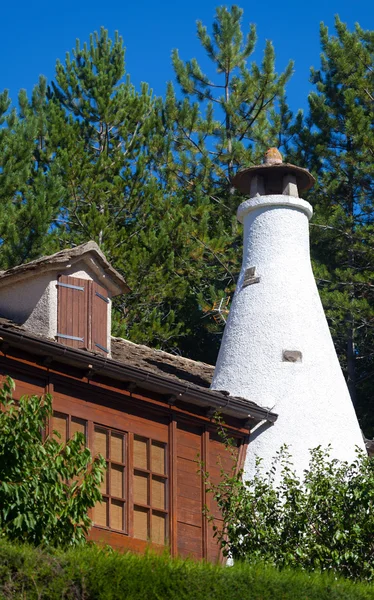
(211, 149, 365, 477)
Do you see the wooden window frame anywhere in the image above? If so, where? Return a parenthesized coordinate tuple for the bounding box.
(131, 434, 169, 545)
(51, 411, 87, 445)
(93, 425, 128, 534)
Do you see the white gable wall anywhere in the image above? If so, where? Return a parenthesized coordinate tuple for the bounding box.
(0, 273, 57, 339)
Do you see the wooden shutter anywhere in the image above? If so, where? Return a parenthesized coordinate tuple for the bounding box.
(92, 282, 109, 355)
(57, 275, 89, 349)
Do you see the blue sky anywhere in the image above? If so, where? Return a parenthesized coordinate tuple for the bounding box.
(1, 0, 373, 114)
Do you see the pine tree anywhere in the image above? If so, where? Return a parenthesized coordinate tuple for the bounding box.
(49, 28, 157, 252)
(0, 79, 63, 268)
(169, 5, 293, 191)
(293, 18, 374, 435)
(48, 29, 213, 350)
(148, 5, 295, 358)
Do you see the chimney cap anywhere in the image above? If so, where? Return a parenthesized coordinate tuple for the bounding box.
(232, 149, 315, 195)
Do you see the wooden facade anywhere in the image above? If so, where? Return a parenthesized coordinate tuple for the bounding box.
(0, 249, 276, 561)
(0, 338, 248, 561)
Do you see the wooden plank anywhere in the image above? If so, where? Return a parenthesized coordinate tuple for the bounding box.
(177, 523, 203, 558)
(176, 456, 200, 476)
(202, 428, 209, 559)
(57, 275, 89, 350)
(177, 483, 201, 502)
(177, 507, 202, 528)
(89, 527, 166, 555)
(92, 282, 108, 355)
(169, 418, 177, 557)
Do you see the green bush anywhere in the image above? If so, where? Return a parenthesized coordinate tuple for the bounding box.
(206, 442, 374, 581)
(0, 539, 373, 600)
(0, 377, 105, 547)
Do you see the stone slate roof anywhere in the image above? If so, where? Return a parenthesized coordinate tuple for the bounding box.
(111, 337, 214, 390)
(0, 242, 129, 295)
(0, 318, 214, 391)
(0, 316, 278, 425)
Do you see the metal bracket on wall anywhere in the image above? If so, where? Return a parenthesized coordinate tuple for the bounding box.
(56, 333, 84, 342)
(242, 266, 260, 288)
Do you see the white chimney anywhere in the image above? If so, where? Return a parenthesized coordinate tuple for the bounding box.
(211, 149, 366, 478)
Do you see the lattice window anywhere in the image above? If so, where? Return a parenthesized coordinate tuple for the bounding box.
(93, 426, 127, 532)
(133, 435, 168, 545)
(52, 412, 86, 444)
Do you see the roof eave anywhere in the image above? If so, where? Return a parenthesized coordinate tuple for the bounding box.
(0, 324, 277, 426)
(0, 242, 130, 296)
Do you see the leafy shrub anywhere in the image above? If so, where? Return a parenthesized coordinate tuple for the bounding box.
(0, 539, 373, 600)
(206, 441, 374, 581)
(0, 376, 105, 547)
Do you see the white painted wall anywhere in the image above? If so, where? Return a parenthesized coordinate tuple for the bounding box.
(211, 194, 366, 478)
(0, 273, 56, 339)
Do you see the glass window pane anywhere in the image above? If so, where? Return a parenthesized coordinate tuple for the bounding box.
(52, 413, 67, 444)
(134, 436, 148, 469)
(111, 500, 124, 531)
(134, 471, 149, 505)
(134, 506, 149, 541)
(94, 427, 108, 458)
(100, 468, 108, 494)
(71, 417, 86, 439)
(152, 476, 166, 510)
(151, 441, 166, 474)
(111, 433, 124, 463)
(94, 498, 108, 527)
(111, 464, 124, 498)
(152, 512, 166, 545)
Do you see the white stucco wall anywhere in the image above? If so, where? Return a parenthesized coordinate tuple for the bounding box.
(211, 195, 365, 478)
(0, 273, 57, 339)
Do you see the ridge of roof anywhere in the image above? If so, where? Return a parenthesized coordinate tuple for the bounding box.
(0, 242, 129, 295)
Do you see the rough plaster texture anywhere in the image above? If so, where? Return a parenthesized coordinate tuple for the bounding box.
(0, 273, 57, 339)
(211, 194, 366, 478)
(0, 259, 112, 355)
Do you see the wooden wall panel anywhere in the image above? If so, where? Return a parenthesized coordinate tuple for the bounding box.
(52, 383, 169, 442)
(0, 367, 46, 401)
(0, 350, 248, 563)
(206, 435, 240, 563)
(176, 424, 204, 559)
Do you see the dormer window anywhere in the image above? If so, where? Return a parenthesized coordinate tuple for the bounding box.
(57, 274, 109, 355)
(0, 242, 129, 358)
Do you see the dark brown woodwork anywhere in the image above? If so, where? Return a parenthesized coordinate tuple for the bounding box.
(0, 346, 248, 562)
(92, 282, 109, 355)
(57, 275, 89, 350)
(57, 275, 109, 354)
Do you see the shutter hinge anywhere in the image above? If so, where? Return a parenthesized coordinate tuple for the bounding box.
(94, 342, 109, 353)
(95, 291, 110, 303)
(56, 333, 84, 342)
(56, 282, 85, 291)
